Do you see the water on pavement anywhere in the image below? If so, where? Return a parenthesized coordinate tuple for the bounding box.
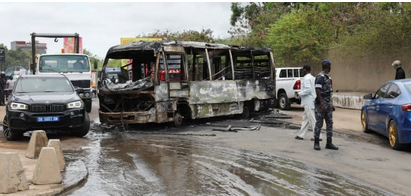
(63, 123, 395, 196)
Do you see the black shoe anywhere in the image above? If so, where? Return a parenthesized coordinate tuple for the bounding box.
(295, 136, 304, 140)
(314, 138, 321, 150)
(325, 138, 339, 150)
(311, 138, 322, 141)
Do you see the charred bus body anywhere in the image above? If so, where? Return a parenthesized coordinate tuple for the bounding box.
(98, 41, 276, 126)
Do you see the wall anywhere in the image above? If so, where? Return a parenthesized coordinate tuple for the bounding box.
(327, 48, 411, 93)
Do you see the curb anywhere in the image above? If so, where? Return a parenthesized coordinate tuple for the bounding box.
(34, 160, 88, 196)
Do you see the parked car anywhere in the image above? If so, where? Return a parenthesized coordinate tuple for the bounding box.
(361, 79, 411, 150)
(3, 74, 90, 141)
(275, 67, 303, 110)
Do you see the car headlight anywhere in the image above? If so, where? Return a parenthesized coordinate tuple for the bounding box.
(79, 93, 84, 98)
(10, 103, 28, 110)
(67, 101, 83, 109)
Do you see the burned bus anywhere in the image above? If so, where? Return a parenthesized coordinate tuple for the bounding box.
(98, 40, 276, 126)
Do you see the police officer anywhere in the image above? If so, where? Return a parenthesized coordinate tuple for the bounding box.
(313, 59, 338, 150)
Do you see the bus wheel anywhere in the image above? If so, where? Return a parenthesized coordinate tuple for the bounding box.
(241, 105, 250, 119)
(174, 112, 183, 127)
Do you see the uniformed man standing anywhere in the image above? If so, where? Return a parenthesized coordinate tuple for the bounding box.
(313, 59, 338, 150)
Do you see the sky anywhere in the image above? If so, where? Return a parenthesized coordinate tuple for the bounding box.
(0, 2, 233, 58)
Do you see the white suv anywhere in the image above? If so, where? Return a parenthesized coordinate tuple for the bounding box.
(275, 67, 303, 110)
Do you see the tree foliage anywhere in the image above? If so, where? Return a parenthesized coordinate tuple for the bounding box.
(138, 28, 215, 43)
(83, 49, 103, 69)
(340, 3, 411, 54)
(229, 2, 411, 66)
(0, 45, 31, 71)
(228, 2, 306, 47)
(267, 8, 334, 65)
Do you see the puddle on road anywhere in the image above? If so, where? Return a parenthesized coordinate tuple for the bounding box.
(64, 125, 397, 196)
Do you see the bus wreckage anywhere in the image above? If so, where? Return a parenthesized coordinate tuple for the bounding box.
(98, 40, 276, 126)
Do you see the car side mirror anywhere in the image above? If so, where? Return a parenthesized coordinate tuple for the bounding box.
(94, 61, 98, 70)
(363, 93, 373, 99)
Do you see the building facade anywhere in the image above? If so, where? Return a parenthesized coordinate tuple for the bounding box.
(11, 41, 47, 54)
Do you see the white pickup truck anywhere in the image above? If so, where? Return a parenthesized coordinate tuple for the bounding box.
(275, 67, 303, 110)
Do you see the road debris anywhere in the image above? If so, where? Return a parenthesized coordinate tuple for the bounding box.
(210, 124, 261, 132)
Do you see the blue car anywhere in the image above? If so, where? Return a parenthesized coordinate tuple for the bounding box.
(361, 79, 411, 150)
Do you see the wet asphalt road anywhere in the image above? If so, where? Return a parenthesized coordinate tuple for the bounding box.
(63, 122, 396, 196)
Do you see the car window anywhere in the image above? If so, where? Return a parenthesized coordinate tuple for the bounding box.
(386, 84, 401, 99)
(405, 83, 411, 96)
(14, 77, 73, 93)
(293, 69, 299, 77)
(374, 83, 390, 99)
(287, 69, 292, 78)
(279, 69, 286, 78)
(40, 55, 90, 72)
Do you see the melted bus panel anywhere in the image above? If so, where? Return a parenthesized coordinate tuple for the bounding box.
(98, 40, 276, 126)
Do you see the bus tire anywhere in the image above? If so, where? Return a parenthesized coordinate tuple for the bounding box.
(241, 105, 250, 119)
(174, 112, 183, 127)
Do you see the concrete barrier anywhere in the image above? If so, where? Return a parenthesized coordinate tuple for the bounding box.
(0, 152, 29, 193)
(26, 130, 48, 159)
(332, 92, 367, 110)
(48, 139, 66, 171)
(32, 147, 62, 185)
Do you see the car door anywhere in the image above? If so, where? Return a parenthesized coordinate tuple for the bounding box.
(367, 83, 390, 132)
(378, 83, 401, 136)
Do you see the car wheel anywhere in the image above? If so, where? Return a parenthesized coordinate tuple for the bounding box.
(388, 120, 403, 150)
(278, 93, 290, 110)
(3, 115, 23, 141)
(174, 111, 183, 127)
(361, 110, 372, 133)
(73, 112, 90, 137)
(85, 100, 92, 113)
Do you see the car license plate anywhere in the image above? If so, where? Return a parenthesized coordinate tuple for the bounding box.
(37, 116, 60, 122)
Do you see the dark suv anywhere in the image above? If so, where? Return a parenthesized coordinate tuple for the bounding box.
(3, 74, 90, 140)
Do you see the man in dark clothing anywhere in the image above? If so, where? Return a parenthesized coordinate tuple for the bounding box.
(0, 71, 6, 105)
(392, 60, 405, 79)
(313, 59, 338, 151)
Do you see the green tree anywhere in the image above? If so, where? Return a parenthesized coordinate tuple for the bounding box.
(228, 2, 304, 46)
(2, 47, 31, 71)
(339, 2, 411, 55)
(138, 28, 215, 43)
(263, 3, 385, 65)
(83, 49, 103, 70)
(266, 7, 335, 65)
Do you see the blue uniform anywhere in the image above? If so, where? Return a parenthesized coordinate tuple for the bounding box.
(314, 71, 333, 139)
